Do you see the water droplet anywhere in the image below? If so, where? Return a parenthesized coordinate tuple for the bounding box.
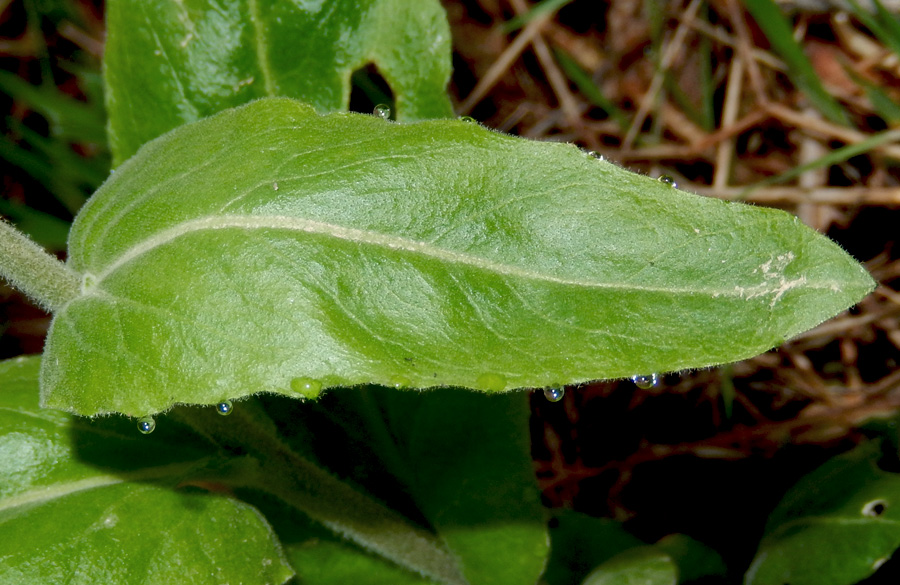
(272, 182, 279, 191)
(290, 377, 323, 399)
(137, 416, 156, 434)
(589, 151, 605, 161)
(373, 104, 392, 120)
(390, 375, 412, 389)
(631, 373, 659, 389)
(458, 115, 477, 123)
(215, 400, 233, 416)
(543, 387, 565, 402)
(657, 175, 677, 188)
(476, 373, 506, 392)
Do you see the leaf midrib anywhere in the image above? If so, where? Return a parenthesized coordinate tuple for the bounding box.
(0, 459, 208, 514)
(84, 214, 820, 300)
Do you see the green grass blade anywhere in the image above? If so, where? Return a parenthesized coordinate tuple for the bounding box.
(742, 127, 900, 193)
(553, 48, 630, 131)
(504, 0, 575, 32)
(744, 0, 849, 125)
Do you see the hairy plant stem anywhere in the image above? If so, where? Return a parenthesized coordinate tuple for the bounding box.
(0, 220, 79, 312)
(171, 402, 468, 585)
(249, 449, 467, 585)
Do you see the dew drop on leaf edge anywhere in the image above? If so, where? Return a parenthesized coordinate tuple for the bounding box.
(657, 175, 677, 188)
(476, 373, 506, 392)
(215, 400, 233, 416)
(458, 115, 477, 123)
(373, 104, 392, 120)
(543, 387, 565, 402)
(390, 375, 412, 389)
(137, 416, 156, 434)
(290, 377, 323, 399)
(632, 373, 660, 390)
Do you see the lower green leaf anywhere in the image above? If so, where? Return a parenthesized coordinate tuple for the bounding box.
(544, 511, 725, 585)
(544, 511, 645, 585)
(745, 442, 900, 585)
(581, 547, 678, 585)
(402, 390, 549, 585)
(0, 484, 292, 585)
(0, 356, 294, 585)
(284, 530, 436, 585)
(654, 534, 726, 582)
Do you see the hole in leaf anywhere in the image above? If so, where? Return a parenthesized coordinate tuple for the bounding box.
(862, 499, 888, 517)
(349, 63, 394, 117)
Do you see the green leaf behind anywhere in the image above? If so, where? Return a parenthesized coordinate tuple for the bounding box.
(104, 0, 454, 164)
(0, 357, 294, 585)
(544, 511, 644, 585)
(43, 98, 874, 416)
(256, 386, 549, 585)
(544, 512, 725, 585)
(581, 547, 678, 585)
(399, 390, 549, 585)
(745, 442, 900, 585)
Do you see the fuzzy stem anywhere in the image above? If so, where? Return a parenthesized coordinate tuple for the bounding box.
(171, 403, 468, 585)
(0, 220, 80, 312)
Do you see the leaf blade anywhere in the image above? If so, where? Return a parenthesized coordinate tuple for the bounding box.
(0, 356, 295, 585)
(745, 442, 900, 585)
(402, 390, 549, 585)
(104, 0, 454, 165)
(43, 98, 874, 416)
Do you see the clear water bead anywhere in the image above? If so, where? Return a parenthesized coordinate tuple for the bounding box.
(631, 374, 659, 389)
(373, 104, 392, 120)
(216, 400, 233, 416)
(543, 387, 565, 402)
(390, 375, 412, 389)
(290, 377, 323, 399)
(657, 175, 677, 188)
(137, 416, 156, 434)
(476, 373, 506, 392)
(458, 115, 477, 123)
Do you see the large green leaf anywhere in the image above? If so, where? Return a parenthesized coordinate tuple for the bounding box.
(397, 390, 549, 585)
(581, 547, 677, 585)
(745, 442, 900, 585)
(543, 511, 644, 585)
(104, 0, 454, 165)
(42, 97, 874, 417)
(543, 512, 724, 585)
(284, 538, 436, 585)
(0, 356, 295, 585)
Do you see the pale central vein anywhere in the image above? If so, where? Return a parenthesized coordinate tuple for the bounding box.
(91, 215, 795, 298)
